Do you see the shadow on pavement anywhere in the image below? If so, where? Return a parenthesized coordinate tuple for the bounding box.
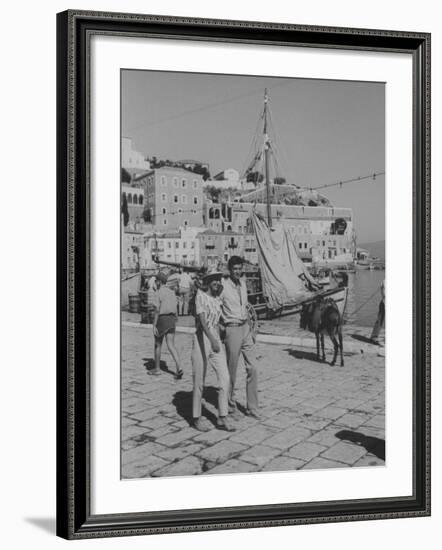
(172, 388, 219, 427)
(284, 348, 327, 364)
(350, 334, 378, 345)
(335, 429, 385, 460)
(143, 358, 174, 376)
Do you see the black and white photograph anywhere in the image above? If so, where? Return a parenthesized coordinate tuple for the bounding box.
(120, 70, 386, 479)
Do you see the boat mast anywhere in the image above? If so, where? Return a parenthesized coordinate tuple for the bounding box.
(263, 89, 272, 227)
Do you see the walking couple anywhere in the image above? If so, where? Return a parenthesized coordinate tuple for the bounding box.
(192, 256, 260, 432)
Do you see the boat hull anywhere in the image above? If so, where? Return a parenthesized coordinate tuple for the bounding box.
(252, 286, 348, 320)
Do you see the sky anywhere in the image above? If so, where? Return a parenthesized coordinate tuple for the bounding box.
(122, 70, 385, 243)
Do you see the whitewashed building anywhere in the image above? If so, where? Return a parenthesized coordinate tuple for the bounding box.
(122, 137, 150, 176)
(140, 226, 205, 269)
(122, 229, 143, 270)
(230, 201, 354, 263)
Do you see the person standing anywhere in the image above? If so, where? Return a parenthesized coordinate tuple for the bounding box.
(370, 280, 385, 345)
(220, 256, 260, 419)
(191, 272, 235, 432)
(147, 274, 157, 291)
(150, 272, 184, 379)
(178, 270, 192, 316)
(146, 273, 158, 324)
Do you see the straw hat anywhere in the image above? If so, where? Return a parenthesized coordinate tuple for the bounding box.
(202, 270, 223, 284)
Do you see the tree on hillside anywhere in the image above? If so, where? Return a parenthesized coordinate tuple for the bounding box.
(121, 193, 129, 226)
(274, 177, 286, 185)
(192, 163, 211, 181)
(246, 171, 264, 184)
(121, 168, 131, 184)
(142, 208, 152, 223)
(204, 185, 222, 203)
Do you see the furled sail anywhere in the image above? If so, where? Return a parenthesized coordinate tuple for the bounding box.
(250, 211, 319, 310)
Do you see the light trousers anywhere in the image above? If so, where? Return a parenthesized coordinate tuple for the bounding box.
(178, 289, 190, 315)
(191, 330, 229, 418)
(224, 324, 259, 412)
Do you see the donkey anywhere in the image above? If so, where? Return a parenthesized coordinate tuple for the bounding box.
(300, 296, 344, 366)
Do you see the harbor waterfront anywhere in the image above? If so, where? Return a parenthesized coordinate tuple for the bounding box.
(344, 269, 385, 327)
(120, 75, 386, 478)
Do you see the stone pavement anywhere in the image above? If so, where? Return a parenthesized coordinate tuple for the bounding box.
(122, 324, 385, 479)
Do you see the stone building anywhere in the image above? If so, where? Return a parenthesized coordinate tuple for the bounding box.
(230, 201, 354, 264)
(141, 167, 204, 230)
(139, 227, 204, 269)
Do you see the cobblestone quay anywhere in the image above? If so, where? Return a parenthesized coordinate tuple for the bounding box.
(122, 325, 385, 478)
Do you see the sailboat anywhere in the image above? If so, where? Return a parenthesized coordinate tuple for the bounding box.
(241, 90, 349, 320)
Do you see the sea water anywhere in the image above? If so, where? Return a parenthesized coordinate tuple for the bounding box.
(345, 270, 385, 327)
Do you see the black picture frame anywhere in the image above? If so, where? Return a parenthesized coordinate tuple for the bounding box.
(56, 9, 431, 540)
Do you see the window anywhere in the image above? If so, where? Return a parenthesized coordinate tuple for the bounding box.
(133, 195, 138, 205)
(161, 193, 167, 202)
(168, 242, 171, 249)
(193, 196, 198, 205)
(182, 195, 187, 204)
(304, 243, 308, 249)
(161, 176, 167, 186)
(163, 219, 167, 225)
(173, 177, 178, 188)
(181, 178, 187, 188)
(298, 243, 302, 249)
(193, 180, 198, 189)
(191, 242, 195, 249)
(173, 195, 178, 203)
(162, 207, 167, 215)
(139, 196, 143, 205)
(322, 241, 326, 247)
(183, 242, 187, 249)
(184, 221, 188, 227)
(178, 208, 183, 214)
(127, 193, 132, 204)
(175, 242, 179, 249)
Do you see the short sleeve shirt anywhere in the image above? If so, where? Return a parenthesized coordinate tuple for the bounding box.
(220, 277, 248, 324)
(179, 272, 192, 291)
(195, 290, 222, 330)
(153, 286, 177, 315)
